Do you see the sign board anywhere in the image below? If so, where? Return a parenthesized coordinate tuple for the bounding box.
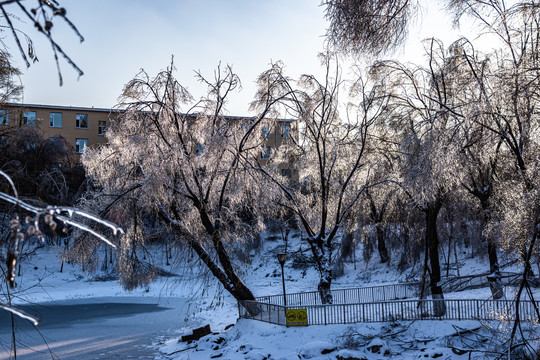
(286, 308, 308, 326)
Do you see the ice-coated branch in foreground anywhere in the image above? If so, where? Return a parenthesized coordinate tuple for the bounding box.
(0, 191, 124, 246)
(0, 303, 39, 326)
(0, 171, 123, 325)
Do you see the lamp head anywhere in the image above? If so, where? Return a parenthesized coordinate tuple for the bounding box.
(277, 253, 287, 265)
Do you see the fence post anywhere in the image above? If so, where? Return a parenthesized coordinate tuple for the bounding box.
(324, 305, 327, 325)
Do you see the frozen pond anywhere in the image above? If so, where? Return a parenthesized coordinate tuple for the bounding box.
(0, 296, 191, 359)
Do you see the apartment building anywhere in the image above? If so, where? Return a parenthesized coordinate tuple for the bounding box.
(4, 103, 117, 154)
(2, 103, 296, 175)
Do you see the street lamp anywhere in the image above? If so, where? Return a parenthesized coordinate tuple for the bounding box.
(277, 253, 287, 306)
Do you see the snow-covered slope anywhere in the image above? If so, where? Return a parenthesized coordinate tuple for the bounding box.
(155, 230, 539, 360)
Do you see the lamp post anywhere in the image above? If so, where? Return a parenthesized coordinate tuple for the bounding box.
(277, 253, 287, 306)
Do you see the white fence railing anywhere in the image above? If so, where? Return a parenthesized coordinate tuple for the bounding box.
(238, 280, 539, 326)
(238, 298, 540, 326)
(256, 282, 420, 307)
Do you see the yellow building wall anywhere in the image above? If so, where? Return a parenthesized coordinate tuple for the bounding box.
(4, 104, 119, 153)
(3, 104, 296, 175)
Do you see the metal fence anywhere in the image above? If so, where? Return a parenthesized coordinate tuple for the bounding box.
(256, 282, 420, 307)
(238, 298, 540, 326)
(254, 273, 522, 308)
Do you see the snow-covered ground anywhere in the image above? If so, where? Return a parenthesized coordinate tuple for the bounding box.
(4, 230, 540, 359)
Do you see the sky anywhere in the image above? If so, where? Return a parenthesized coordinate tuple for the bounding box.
(8, 0, 485, 116)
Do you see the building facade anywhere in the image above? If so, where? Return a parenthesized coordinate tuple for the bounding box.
(2, 103, 296, 175)
(4, 103, 118, 154)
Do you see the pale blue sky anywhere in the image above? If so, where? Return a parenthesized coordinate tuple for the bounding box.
(10, 1, 479, 115)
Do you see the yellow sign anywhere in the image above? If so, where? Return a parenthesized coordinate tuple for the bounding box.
(286, 308, 308, 326)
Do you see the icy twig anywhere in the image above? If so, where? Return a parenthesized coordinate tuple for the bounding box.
(0, 303, 39, 325)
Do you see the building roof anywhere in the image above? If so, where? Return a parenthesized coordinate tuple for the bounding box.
(7, 103, 120, 113)
(6, 103, 296, 122)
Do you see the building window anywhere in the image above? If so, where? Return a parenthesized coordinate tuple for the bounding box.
(23, 111, 36, 126)
(261, 146, 271, 160)
(262, 126, 271, 138)
(75, 138, 88, 153)
(98, 120, 107, 136)
(0, 110, 9, 125)
(76, 113, 88, 129)
(281, 124, 290, 138)
(50, 112, 62, 128)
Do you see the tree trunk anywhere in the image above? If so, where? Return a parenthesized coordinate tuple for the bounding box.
(318, 267, 333, 304)
(418, 241, 430, 316)
(397, 224, 410, 271)
(306, 232, 335, 304)
(165, 238, 170, 266)
(161, 205, 260, 316)
(368, 194, 390, 263)
(375, 224, 389, 263)
(425, 201, 446, 316)
(185, 234, 260, 315)
(487, 239, 499, 274)
(211, 232, 257, 299)
(183, 205, 260, 315)
(477, 197, 503, 299)
(487, 238, 503, 299)
(453, 237, 460, 277)
(353, 239, 357, 270)
(103, 247, 108, 271)
(519, 244, 536, 278)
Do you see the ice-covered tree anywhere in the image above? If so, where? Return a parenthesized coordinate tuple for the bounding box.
(83, 60, 290, 309)
(251, 53, 390, 303)
(323, 0, 417, 56)
(445, 39, 506, 297)
(364, 187, 394, 263)
(371, 39, 470, 315)
(450, 1, 540, 345)
(459, 128, 503, 294)
(322, 0, 503, 56)
(358, 139, 399, 264)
